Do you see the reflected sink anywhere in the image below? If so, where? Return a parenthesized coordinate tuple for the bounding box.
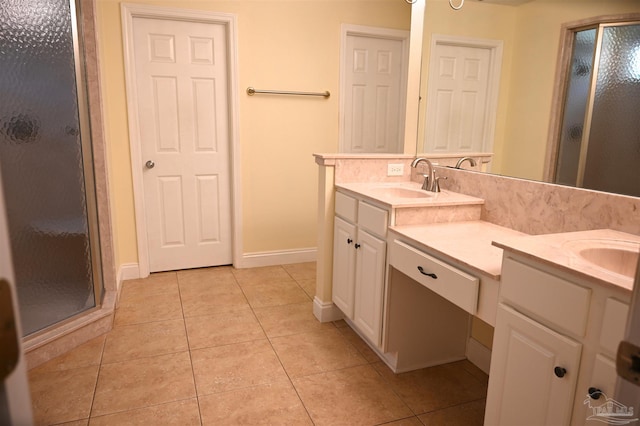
(369, 187, 434, 199)
(563, 239, 640, 279)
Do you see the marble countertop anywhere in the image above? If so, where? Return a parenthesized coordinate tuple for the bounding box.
(389, 221, 527, 279)
(339, 180, 639, 292)
(493, 229, 640, 293)
(336, 181, 485, 209)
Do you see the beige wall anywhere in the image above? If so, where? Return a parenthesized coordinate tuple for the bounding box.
(418, 0, 640, 180)
(502, 0, 640, 180)
(96, 0, 411, 269)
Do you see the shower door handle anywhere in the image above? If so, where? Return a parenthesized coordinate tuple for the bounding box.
(145, 160, 155, 169)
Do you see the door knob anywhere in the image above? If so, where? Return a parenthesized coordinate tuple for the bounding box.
(145, 160, 155, 169)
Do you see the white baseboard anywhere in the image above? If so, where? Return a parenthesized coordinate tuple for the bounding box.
(238, 248, 317, 269)
(116, 263, 140, 306)
(313, 297, 344, 323)
(466, 337, 492, 375)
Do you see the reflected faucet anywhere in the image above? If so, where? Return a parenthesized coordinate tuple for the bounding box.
(455, 157, 477, 169)
(411, 157, 437, 192)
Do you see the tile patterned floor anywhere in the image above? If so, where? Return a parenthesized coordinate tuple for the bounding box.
(27, 262, 488, 425)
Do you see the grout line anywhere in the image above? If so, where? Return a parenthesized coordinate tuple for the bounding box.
(86, 333, 108, 423)
(175, 271, 205, 426)
(86, 396, 200, 422)
(236, 269, 317, 425)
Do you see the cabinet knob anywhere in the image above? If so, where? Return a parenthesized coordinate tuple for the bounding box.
(354, 243, 361, 249)
(347, 238, 353, 244)
(588, 387, 603, 400)
(554, 366, 567, 378)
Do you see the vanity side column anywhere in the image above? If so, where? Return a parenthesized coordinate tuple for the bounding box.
(313, 156, 343, 322)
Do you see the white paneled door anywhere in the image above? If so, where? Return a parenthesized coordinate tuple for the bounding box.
(424, 43, 492, 153)
(133, 17, 232, 272)
(343, 31, 407, 153)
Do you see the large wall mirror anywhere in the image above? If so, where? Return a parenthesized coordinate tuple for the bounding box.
(415, 0, 640, 197)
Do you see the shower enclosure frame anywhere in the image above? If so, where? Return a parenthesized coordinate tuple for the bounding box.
(544, 13, 640, 189)
(70, 0, 105, 328)
(18, 0, 117, 367)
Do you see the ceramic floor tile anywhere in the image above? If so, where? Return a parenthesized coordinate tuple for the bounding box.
(296, 278, 317, 299)
(177, 266, 237, 288)
(282, 262, 316, 281)
(231, 265, 292, 288)
(184, 306, 265, 349)
(27, 262, 492, 426)
(114, 290, 183, 327)
(89, 398, 201, 426)
(384, 417, 425, 426)
(102, 319, 188, 364)
(29, 365, 99, 425)
(333, 319, 348, 328)
(270, 328, 367, 378)
(119, 272, 179, 303)
(253, 302, 334, 338)
(458, 359, 490, 386)
(292, 364, 413, 426)
(418, 399, 486, 426)
(33, 335, 105, 373)
(191, 339, 288, 396)
(372, 361, 487, 415)
(198, 380, 312, 425)
(59, 420, 89, 426)
(180, 281, 249, 318)
(91, 351, 196, 417)
(336, 324, 381, 363)
(242, 280, 311, 308)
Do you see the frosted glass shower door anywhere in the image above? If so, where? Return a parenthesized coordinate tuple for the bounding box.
(583, 24, 640, 197)
(554, 22, 640, 197)
(0, 0, 102, 335)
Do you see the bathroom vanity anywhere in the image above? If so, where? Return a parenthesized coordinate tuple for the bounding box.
(331, 180, 522, 372)
(314, 154, 640, 426)
(487, 230, 636, 425)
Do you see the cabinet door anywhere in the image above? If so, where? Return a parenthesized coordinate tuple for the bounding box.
(353, 230, 386, 346)
(485, 304, 582, 426)
(332, 216, 357, 318)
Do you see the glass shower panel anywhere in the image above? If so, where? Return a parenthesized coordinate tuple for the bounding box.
(0, 0, 98, 335)
(583, 24, 640, 197)
(554, 29, 596, 186)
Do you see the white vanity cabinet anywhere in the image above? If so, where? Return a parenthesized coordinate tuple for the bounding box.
(487, 304, 582, 425)
(485, 254, 631, 426)
(332, 190, 388, 346)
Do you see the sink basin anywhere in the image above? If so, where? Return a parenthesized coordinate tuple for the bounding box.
(369, 187, 433, 199)
(563, 239, 640, 279)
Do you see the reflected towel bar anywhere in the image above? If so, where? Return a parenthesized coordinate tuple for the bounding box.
(246, 87, 330, 98)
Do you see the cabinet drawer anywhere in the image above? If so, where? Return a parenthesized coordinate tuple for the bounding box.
(390, 239, 478, 314)
(335, 191, 357, 222)
(501, 257, 591, 337)
(600, 298, 629, 356)
(357, 201, 388, 237)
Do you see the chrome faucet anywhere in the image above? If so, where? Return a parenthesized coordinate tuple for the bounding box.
(411, 157, 437, 192)
(455, 156, 477, 169)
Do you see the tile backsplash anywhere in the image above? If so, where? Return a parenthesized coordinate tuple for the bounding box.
(436, 167, 640, 236)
